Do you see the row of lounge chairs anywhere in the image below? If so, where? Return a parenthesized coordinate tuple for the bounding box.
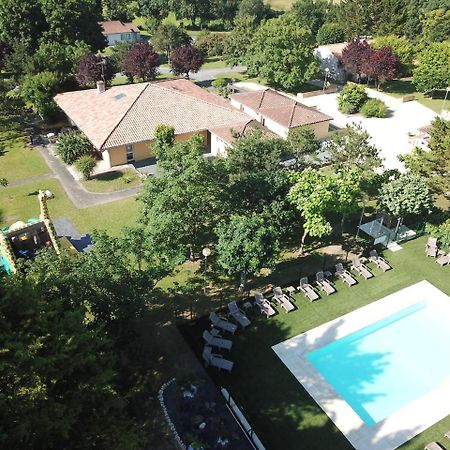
(426, 237, 450, 266)
(425, 430, 450, 450)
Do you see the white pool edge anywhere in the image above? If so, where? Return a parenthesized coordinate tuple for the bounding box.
(272, 280, 450, 450)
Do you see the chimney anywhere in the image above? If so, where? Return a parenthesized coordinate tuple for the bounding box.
(96, 80, 105, 94)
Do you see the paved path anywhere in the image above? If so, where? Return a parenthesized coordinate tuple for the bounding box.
(37, 146, 142, 209)
(8, 173, 55, 187)
(158, 65, 247, 82)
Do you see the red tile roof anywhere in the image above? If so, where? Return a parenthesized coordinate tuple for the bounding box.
(54, 79, 249, 150)
(230, 89, 332, 128)
(99, 21, 139, 35)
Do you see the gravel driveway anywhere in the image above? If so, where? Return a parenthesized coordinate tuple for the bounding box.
(301, 88, 437, 171)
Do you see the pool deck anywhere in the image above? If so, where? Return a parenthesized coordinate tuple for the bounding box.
(272, 280, 450, 450)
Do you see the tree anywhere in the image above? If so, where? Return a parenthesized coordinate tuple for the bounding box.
(401, 117, 450, 194)
(236, 0, 268, 23)
(378, 173, 433, 217)
(337, 83, 368, 114)
(325, 123, 382, 173)
(21, 71, 59, 119)
(288, 168, 360, 254)
(153, 124, 175, 152)
(421, 8, 450, 43)
(372, 35, 414, 76)
(139, 134, 224, 261)
(215, 213, 280, 279)
(316, 22, 345, 45)
(56, 131, 94, 164)
(413, 42, 450, 94)
(32, 40, 90, 82)
(123, 41, 159, 81)
(103, 0, 133, 21)
(0, 277, 144, 450)
(39, 0, 106, 51)
(335, 0, 373, 39)
(195, 31, 228, 57)
(223, 15, 257, 67)
(152, 24, 191, 60)
(170, 45, 203, 79)
(371, 0, 408, 36)
(341, 39, 372, 81)
(75, 154, 97, 179)
(285, 127, 321, 170)
(0, 177, 8, 187)
(210, 0, 239, 29)
(109, 41, 133, 73)
(363, 47, 399, 89)
(426, 218, 450, 250)
(76, 53, 115, 87)
(246, 15, 319, 91)
(290, 0, 329, 37)
(137, 0, 170, 21)
(3, 41, 34, 81)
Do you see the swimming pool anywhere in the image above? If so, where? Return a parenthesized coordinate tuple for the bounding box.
(272, 281, 450, 450)
(306, 299, 450, 426)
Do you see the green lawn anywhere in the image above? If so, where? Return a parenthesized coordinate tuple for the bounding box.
(82, 169, 142, 193)
(0, 178, 139, 236)
(382, 78, 447, 113)
(181, 237, 450, 450)
(0, 117, 50, 183)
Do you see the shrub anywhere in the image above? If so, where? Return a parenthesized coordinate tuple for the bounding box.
(361, 98, 388, 118)
(211, 78, 230, 97)
(56, 131, 94, 165)
(75, 155, 96, 180)
(337, 83, 368, 114)
(426, 219, 450, 250)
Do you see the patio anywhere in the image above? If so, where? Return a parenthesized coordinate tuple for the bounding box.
(180, 236, 450, 450)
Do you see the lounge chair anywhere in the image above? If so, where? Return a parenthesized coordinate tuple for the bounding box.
(436, 252, 450, 266)
(254, 292, 276, 317)
(369, 250, 392, 271)
(298, 278, 319, 302)
(209, 312, 237, 334)
(424, 443, 444, 450)
(316, 271, 336, 295)
(444, 430, 450, 440)
(228, 301, 251, 328)
(425, 237, 438, 257)
(351, 257, 374, 279)
(335, 263, 357, 286)
(202, 330, 232, 351)
(273, 287, 295, 312)
(202, 346, 234, 372)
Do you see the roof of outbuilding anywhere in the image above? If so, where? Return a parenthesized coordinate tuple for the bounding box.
(230, 89, 332, 128)
(99, 21, 140, 35)
(54, 79, 250, 150)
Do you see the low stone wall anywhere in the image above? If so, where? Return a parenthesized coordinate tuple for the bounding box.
(297, 84, 339, 99)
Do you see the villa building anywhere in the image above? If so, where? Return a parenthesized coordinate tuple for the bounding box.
(99, 21, 141, 46)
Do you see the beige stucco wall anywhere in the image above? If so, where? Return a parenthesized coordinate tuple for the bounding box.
(103, 130, 210, 168)
(308, 121, 330, 139)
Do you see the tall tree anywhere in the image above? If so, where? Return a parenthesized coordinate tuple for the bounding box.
(372, 35, 414, 76)
(378, 174, 433, 217)
(335, 0, 373, 39)
(210, 0, 239, 29)
(0, 277, 145, 450)
(76, 53, 115, 86)
(236, 0, 268, 23)
(123, 41, 159, 81)
(285, 127, 321, 171)
(412, 42, 450, 94)
(103, 0, 133, 21)
(288, 168, 360, 254)
(421, 8, 450, 43)
(316, 22, 345, 45)
(137, 0, 170, 21)
(341, 39, 372, 82)
(371, 0, 408, 36)
(325, 123, 382, 173)
(363, 47, 399, 89)
(152, 24, 191, 59)
(215, 213, 280, 279)
(289, 0, 329, 37)
(223, 15, 257, 67)
(170, 45, 203, 79)
(401, 117, 450, 194)
(246, 15, 318, 91)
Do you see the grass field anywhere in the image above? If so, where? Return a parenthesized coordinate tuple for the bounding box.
(0, 118, 50, 183)
(181, 237, 450, 450)
(382, 78, 447, 113)
(82, 169, 141, 193)
(0, 178, 139, 236)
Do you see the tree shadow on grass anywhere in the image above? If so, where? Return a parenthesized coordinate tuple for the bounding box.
(91, 170, 125, 182)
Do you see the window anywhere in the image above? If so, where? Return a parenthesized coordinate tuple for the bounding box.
(126, 144, 134, 162)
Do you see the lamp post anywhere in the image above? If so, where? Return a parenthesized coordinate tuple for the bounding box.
(202, 247, 211, 293)
(323, 67, 330, 92)
(97, 58, 107, 84)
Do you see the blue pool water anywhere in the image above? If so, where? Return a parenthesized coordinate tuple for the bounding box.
(306, 300, 450, 426)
